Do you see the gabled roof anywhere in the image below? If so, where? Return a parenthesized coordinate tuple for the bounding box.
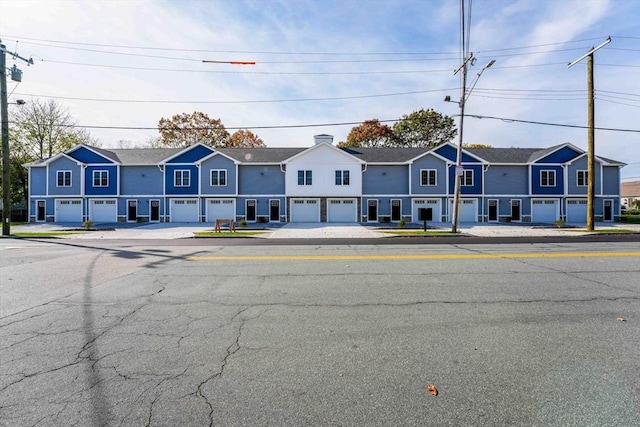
(217, 148, 305, 163)
(527, 143, 583, 163)
(283, 142, 366, 164)
(465, 147, 543, 164)
(72, 144, 121, 163)
(108, 148, 182, 164)
(25, 152, 83, 167)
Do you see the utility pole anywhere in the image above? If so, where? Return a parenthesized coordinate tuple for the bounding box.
(568, 36, 611, 232)
(1, 41, 33, 236)
(451, 54, 472, 233)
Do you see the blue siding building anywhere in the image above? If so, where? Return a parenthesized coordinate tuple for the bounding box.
(25, 136, 625, 224)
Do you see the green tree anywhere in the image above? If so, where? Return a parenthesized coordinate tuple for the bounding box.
(5, 99, 97, 207)
(228, 129, 266, 148)
(157, 112, 230, 148)
(338, 119, 395, 148)
(392, 109, 457, 148)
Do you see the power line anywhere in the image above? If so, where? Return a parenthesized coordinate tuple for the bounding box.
(0, 34, 620, 56)
(15, 88, 457, 104)
(10, 114, 638, 133)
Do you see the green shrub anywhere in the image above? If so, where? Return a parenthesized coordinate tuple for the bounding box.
(398, 218, 406, 228)
(239, 218, 247, 228)
(554, 218, 566, 228)
(82, 220, 95, 230)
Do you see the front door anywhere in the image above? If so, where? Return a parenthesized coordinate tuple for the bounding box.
(488, 199, 498, 222)
(391, 199, 401, 222)
(37, 200, 46, 222)
(603, 199, 613, 221)
(246, 199, 256, 222)
(127, 200, 137, 222)
(270, 200, 279, 222)
(510, 199, 521, 222)
(150, 200, 160, 222)
(368, 200, 378, 222)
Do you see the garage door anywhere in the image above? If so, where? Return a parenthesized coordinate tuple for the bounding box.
(449, 199, 478, 222)
(532, 199, 559, 223)
(328, 199, 357, 222)
(55, 199, 82, 223)
(412, 199, 441, 222)
(566, 199, 587, 223)
(170, 199, 199, 222)
(206, 199, 236, 222)
(89, 199, 117, 223)
(290, 199, 320, 222)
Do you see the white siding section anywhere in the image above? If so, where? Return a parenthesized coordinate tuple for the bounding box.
(285, 144, 362, 197)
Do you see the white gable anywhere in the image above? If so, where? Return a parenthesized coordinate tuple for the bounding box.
(286, 143, 363, 197)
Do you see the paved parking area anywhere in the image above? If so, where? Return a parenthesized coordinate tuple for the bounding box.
(6, 221, 640, 240)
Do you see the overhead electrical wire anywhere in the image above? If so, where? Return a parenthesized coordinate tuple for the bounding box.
(10, 114, 637, 133)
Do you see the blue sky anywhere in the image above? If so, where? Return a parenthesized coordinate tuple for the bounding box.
(1, 0, 639, 180)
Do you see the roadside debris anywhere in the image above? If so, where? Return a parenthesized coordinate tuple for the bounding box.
(426, 384, 438, 396)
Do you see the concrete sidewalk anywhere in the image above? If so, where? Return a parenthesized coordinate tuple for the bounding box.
(6, 221, 640, 240)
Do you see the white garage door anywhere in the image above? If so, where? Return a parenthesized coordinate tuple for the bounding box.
(290, 199, 320, 222)
(170, 199, 199, 222)
(566, 200, 587, 223)
(449, 199, 478, 222)
(532, 199, 559, 223)
(55, 199, 82, 223)
(328, 199, 357, 222)
(412, 199, 441, 222)
(206, 199, 236, 222)
(89, 199, 117, 223)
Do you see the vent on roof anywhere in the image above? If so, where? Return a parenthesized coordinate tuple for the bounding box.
(314, 134, 334, 145)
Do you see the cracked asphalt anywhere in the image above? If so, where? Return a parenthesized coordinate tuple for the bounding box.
(1, 238, 639, 426)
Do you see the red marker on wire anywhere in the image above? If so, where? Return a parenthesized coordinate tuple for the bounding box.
(202, 60, 256, 65)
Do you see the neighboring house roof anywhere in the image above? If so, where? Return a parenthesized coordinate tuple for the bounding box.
(621, 181, 640, 197)
(108, 148, 182, 164)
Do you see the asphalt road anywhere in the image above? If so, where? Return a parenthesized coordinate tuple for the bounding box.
(1, 238, 639, 426)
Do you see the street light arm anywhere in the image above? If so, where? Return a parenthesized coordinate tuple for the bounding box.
(464, 59, 496, 103)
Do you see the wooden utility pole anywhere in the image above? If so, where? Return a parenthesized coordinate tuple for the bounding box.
(568, 36, 610, 232)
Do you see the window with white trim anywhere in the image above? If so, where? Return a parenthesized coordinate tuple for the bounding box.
(577, 170, 587, 187)
(297, 170, 312, 185)
(57, 170, 72, 187)
(93, 170, 109, 187)
(420, 169, 437, 186)
(174, 170, 190, 187)
(335, 170, 350, 185)
(210, 169, 227, 186)
(462, 169, 474, 186)
(540, 170, 556, 187)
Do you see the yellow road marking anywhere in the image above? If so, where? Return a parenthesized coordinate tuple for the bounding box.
(188, 252, 640, 261)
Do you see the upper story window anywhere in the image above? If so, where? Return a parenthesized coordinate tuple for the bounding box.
(93, 170, 109, 187)
(540, 170, 556, 187)
(420, 169, 437, 186)
(57, 170, 72, 187)
(462, 169, 474, 186)
(210, 169, 227, 186)
(174, 170, 190, 187)
(297, 170, 312, 186)
(335, 170, 350, 185)
(577, 170, 587, 187)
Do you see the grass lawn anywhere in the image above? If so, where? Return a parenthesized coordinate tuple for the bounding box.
(193, 231, 266, 237)
(565, 228, 637, 234)
(621, 215, 640, 224)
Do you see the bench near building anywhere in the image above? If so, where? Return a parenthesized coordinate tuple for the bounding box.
(25, 134, 625, 224)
